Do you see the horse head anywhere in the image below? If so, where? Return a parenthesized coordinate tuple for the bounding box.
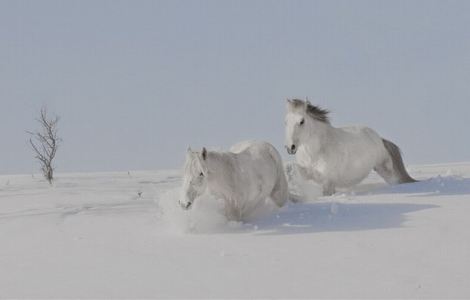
(180, 147, 209, 209)
(285, 98, 330, 155)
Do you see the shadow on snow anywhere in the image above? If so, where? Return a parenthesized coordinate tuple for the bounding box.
(356, 175, 470, 197)
(250, 201, 437, 235)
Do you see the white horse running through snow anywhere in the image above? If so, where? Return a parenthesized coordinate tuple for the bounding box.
(285, 99, 417, 196)
(180, 140, 288, 221)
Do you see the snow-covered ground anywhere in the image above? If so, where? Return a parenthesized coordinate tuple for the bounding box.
(1, 162, 470, 298)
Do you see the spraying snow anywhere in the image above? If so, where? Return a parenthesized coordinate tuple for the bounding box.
(156, 188, 236, 234)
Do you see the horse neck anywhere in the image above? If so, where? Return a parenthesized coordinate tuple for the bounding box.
(205, 151, 238, 196)
(206, 152, 236, 177)
(303, 120, 335, 153)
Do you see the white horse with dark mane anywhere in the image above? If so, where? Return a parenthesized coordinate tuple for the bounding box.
(285, 99, 417, 196)
(180, 140, 288, 221)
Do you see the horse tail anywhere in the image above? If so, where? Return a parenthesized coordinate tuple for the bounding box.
(382, 139, 418, 183)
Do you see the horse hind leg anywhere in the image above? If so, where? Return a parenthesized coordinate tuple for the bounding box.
(374, 158, 398, 185)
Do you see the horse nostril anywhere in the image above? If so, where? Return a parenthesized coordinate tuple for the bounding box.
(182, 201, 192, 210)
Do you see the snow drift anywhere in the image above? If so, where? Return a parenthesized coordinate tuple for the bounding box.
(1, 163, 470, 298)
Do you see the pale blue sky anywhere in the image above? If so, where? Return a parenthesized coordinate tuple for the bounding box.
(1, 0, 469, 175)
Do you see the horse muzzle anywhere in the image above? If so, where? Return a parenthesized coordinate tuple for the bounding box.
(286, 144, 297, 155)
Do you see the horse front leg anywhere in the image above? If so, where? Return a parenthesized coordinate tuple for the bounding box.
(286, 163, 322, 202)
(322, 182, 336, 196)
(223, 198, 243, 221)
(297, 164, 335, 196)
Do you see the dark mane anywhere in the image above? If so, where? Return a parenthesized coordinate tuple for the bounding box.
(290, 99, 330, 124)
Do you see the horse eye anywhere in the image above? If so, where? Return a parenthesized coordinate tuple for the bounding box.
(300, 119, 305, 125)
(199, 172, 204, 177)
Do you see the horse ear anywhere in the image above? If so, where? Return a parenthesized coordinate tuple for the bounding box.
(186, 147, 193, 160)
(286, 98, 294, 111)
(305, 98, 311, 106)
(201, 147, 207, 160)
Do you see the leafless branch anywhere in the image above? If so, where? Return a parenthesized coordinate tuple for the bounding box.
(28, 106, 61, 184)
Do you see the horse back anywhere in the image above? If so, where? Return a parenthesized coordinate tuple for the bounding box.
(337, 125, 384, 149)
(230, 140, 283, 174)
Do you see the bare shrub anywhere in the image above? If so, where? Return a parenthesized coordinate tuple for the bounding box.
(28, 107, 61, 184)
